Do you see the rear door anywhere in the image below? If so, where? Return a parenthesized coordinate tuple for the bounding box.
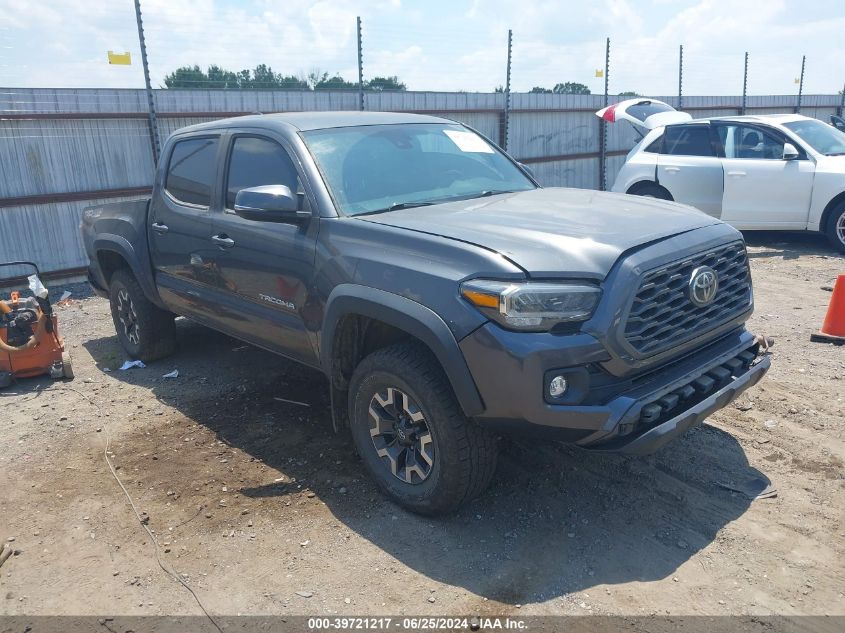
(656, 123, 724, 217)
(148, 134, 224, 319)
(714, 122, 815, 228)
(210, 132, 319, 365)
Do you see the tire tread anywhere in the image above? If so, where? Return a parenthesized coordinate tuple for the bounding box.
(109, 269, 176, 362)
(350, 341, 497, 515)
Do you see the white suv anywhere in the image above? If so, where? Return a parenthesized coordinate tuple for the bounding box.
(600, 99, 845, 253)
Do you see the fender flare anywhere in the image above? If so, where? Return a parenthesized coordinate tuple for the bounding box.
(320, 284, 485, 418)
(92, 234, 164, 307)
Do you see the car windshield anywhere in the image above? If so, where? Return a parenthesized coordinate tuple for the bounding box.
(301, 123, 536, 216)
(783, 119, 845, 156)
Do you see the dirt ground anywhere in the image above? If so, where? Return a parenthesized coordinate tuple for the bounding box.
(0, 232, 843, 620)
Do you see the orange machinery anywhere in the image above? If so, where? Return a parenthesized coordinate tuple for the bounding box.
(0, 261, 72, 387)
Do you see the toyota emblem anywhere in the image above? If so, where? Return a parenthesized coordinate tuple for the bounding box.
(688, 266, 719, 307)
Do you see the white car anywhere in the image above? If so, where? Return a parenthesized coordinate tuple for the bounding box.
(599, 99, 845, 253)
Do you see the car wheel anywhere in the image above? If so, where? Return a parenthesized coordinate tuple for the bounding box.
(108, 269, 176, 362)
(348, 341, 498, 515)
(630, 182, 673, 201)
(824, 201, 845, 254)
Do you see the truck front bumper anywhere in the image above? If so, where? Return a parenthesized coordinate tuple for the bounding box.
(459, 324, 770, 455)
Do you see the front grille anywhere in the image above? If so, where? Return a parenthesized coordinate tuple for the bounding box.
(623, 241, 751, 356)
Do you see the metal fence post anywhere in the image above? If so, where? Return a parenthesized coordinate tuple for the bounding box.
(502, 29, 512, 151)
(133, 0, 159, 165)
(839, 82, 845, 117)
(599, 37, 609, 191)
(356, 16, 364, 111)
(796, 55, 805, 114)
(741, 52, 748, 115)
(678, 44, 684, 111)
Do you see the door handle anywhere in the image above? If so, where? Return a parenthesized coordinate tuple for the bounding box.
(727, 171, 746, 177)
(211, 234, 235, 248)
(151, 222, 169, 234)
(664, 167, 680, 173)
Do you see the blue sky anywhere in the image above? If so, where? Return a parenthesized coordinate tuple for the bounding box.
(1, 0, 843, 95)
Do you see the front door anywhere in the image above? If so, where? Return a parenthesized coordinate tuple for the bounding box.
(148, 134, 223, 319)
(715, 123, 815, 228)
(656, 124, 724, 217)
(210, 133, 319, 365)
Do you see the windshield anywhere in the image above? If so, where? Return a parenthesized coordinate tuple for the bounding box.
(783, 119, 845, 156)
(301, 123, 536, 215)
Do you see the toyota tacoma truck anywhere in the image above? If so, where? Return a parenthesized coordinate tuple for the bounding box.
(81, 111, 770, 515)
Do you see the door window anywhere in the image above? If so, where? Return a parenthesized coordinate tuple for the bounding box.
(717, 125, 785, 160)
(225, 136, 300, 208)
(662, 125, 714, 157)
(165, 137, 219, 207)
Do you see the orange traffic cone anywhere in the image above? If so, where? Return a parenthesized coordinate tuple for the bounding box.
(810, 274, 845, 345)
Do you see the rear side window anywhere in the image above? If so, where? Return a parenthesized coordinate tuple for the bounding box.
(662, 125, 714, 157)
(165, 137, 219, 207)
(643, 134, 663, 153)
(225, 136, 299, 208)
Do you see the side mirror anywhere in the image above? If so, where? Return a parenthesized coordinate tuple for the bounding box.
(782, 143, 799, 161)
(830, 115, 845, 132)
(233, 185, 310, 223)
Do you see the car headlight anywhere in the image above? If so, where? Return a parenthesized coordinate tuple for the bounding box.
(460, 279, 601, 331)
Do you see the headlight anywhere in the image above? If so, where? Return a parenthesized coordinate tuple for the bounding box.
(460, 279, 601, 331)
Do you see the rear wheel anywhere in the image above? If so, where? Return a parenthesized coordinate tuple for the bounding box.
(108, 269, 176, 362)
(824, 201, 845, 254)
(629, 182, 673, 201)
(348, 341, 498, 515)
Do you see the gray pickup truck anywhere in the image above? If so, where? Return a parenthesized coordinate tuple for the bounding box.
(81, 111, 770, 514)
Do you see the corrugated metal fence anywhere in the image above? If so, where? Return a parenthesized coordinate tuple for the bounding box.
(1, 88, 842, 277)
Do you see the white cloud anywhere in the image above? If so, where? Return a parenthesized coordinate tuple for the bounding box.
(0, 0, 842, 96)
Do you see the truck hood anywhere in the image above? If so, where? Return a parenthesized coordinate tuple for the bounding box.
(358, 188, 721, 279)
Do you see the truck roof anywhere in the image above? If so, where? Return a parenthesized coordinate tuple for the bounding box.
(175, 110, 452, 134)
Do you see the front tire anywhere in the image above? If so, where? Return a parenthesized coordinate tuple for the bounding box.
(348, 341, 498, 515)
(108, 269, 176, 362)
(824, 201, 845, 254)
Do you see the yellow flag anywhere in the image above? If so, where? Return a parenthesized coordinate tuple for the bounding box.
(108, 51, 131, 65)
(595, 69, 604, 78)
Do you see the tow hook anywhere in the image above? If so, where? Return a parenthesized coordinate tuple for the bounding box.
(754, 333, 775, 353)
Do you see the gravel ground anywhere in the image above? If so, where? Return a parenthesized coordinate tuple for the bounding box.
(0, 232, 843, 619)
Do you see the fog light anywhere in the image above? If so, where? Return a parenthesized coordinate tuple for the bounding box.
(549, 375, 568, 398)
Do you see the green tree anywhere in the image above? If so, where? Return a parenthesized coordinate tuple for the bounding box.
(365, 75, 406, 91)
(552, 82, 591, 95)
(314, 74, 357, 90)
(206, 64, 239, 89)
(618, 90, 639, 97)
(163, 64, 309, 90)
(529, 86, 553, 93)
(163, 65, 207, 89)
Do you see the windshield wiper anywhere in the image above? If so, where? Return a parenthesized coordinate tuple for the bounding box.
(825, 152, 845, 156)
(476, 189, 515, 198)
(356, 201, 437, 216)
